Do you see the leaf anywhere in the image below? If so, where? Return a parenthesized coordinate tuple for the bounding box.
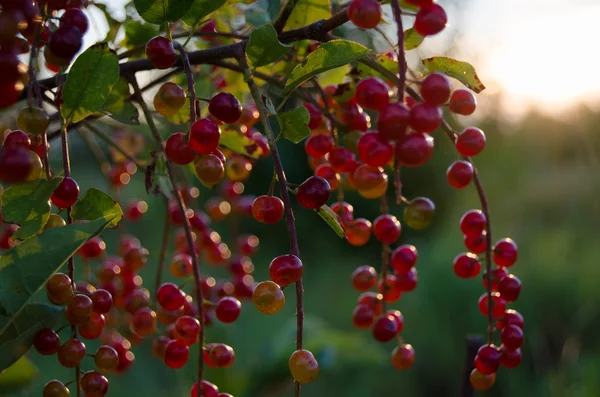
(1, 178, 63, 240)
(61, 43, 120, 123)
(98, 77, 139, 125)
(246, 24, 292, 68)
(284, 0, 331, 30)
(353, 53, 398, 80)
(276, 107, 310, 144)
(121, 21, 158, 49)
(422, 56, 486, 93)
(404, 28, 424, 51)
(219, 129, 263, 159)
(0, 217, 114, 337)
(133, 0, 195, 24)
(0, 305, 61, 373)
(72, 189, 123, 229)
(315, 204, 346, 239)
(283, 40, 370, 96)
(181, 0, 226, 26)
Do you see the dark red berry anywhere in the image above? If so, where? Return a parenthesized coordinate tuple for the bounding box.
(500, 347, 522, 368)
(372, 314, 399, 342)
(80, 370, 109, 397)
(474, 344, 501, 375)
(498, 274, 521, 302)
(91, 289, 113, 314)
(164, 339, 189, 369)
(269, 254, 303, 286)
(351, 265, 377, 292)
(493, 238, 518, 267)
(51, 177, 79, 208)
(446, 160, 474, 189)
(348, 0, 382, 29)
(482, 267, 508, 291)
(498, 309, 524, 331)
(460, 210, 486, 237)
(327, 147, 357, 172)
(414, 4, 447, 36)
(208, 92, 242, 124)
(61, 8, 88, 34)
(396, 268, 418, 292)
(3, 130, 30, 150)
(48, 25, 83, 61)
(34, 328, 60, 355)
(453, 252, 481, 279)
(376, 102, 410, 140)
(146, 36, 177, 70)
(0, 148, 33, 183)
(352, 304, 375, 329)
(215, 297, 242, 323)
(391, 244, 418, 273)
(296, 176, 331, 209)
(449, 89, 477, 115)
(357, 131, 393, 167)
(478, 292, 506, 318)
(252, 195, 284, 224)
(165, 133, 196, 165)
(420, 72, 451, 106)
(372, 214, 401, 244)
(157, 283, 186, 311)
(355, 77, 389, 110)
(395, 132, 434, 167)
(304, 103, 323, 129)
(500, 324, 524, 350)
(189, 118, 221, 155)
(409, 102, 442, 133)
(304, 134, 333, 159)
(456, 127, 486, 157)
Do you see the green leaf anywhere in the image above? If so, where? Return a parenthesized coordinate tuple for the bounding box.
(121, 21, 158, 49)
(283, 40, 370, 96)
(422, 56, 486, 93)
(284, 0, 331, 30)
(353, 53, 398, 80)
(0, 217, 113, 337)
(1, 178, 63, 241)
(98, 77, 140, 125)
(276, 107, 310, 144)
(246, 24, 292, 68)
(0, 305, 61, 373)
(219, 129, 264, 159)
(181, 0, 226, 26)
(404, 28, 424, 51)
(72, 189, 123, 229)
(61, 43, 120, 123)
(315, 204, 345, 239)
(133, 0, 195, 24)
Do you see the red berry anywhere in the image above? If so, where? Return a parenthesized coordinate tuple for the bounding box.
(452, 252, 481, 279)
(0, 148, 33, 183)
(208, 343, 235, 368)
(391, 244, 418, 273)
(91, 289, 113, 314)
(131, 308, 156, 337)
(391, 343, 415, 370)
(474, 344, 501, 375)
(331, 201, 354, 224)
(351, 265, 377, 291)
(493, 238, 518, 267)
(498, 274, 521, 302)
(498, 309, 525, 331)
(61, 8, 88, 34)
(3, 130, 30, 150)
(372, 314, 399, 342)
(34, 328, 60, 355)
(396, 268, 418, 292)
(357, 131, 393, 167)
(252, 195, 284, 224)
(460, 210, 486, 237)
(355, 77, 389, 110)
(500, 324, 524, 350)
(414, 4, 447, 36)
(78, 312, 106, 340)
(165, 133, 196, 165)
(395, 132, 434, 167)
(327, 146, 357, 172)
(51, 177, 79, 208)
(465, 232, 486, 254)
(304, 134, 333, 159)
(449, 89, 477, 115)
(296, 176, 331, 209)
(164, 339, 189, 369)
(500, 347, 522, 368)
(146, 36, 177, 70)
(377, 103, 410, 140)
(174, 315, 200, 346)
(372, 214, 401, 244)
(482, 267, 508, 291)
(420, 72, 451, 106)
(304, 103, 323, 129)
(58, 338, 86, 367)
(48, 25, 83, 61)
(352, 304, 375, 329)
(456, 127, 486, 157)
(314, 163, 340, 190)
(409, 102, 442, 133)
(189, 118, 221, 155)
(209, 92, 242, 124)
(79, 236, 106, 259)
(386, 310, 404, 333)
(157, 283, 186, 311)
(478, 292, 506, 318)
(446, 160, 474, 189)
(215, 296, 242, 323)
(80, 370, 109, 397)
(269, 254, 303, 286)
(378, 274, 402, 302)
(191, 380, 219, 397)
(347, 0, 382, 29)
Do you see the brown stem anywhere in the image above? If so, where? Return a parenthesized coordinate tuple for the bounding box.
(273, 0, 299, 32)
(390, 0, 407, 99)
(241, 53, 303, 396)
(173, 42, 197, 125)
(129, 75, 205, 392)
(311, 78, 341, 143)
(83, 122, 146, 168)
(461, 335, 485, 397)
(393, 160, 403, 205)
(155, 198, 171, 297)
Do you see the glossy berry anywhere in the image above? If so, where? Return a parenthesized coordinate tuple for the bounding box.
(352, 164, 388, 199)
(395, 132, 434, 167)
(464, 231, 487, 254)
(79, 236, 106, 259)
(51, 177, 79, 209)
(469, 368, 496, 391)
(498, 309, 525, 331)
(449, 89, 477, 115)
(289, 349, 319, 383)
(189, 118, 221, 155)
(191, 380, 219, 397)
(409, 102, 442, 133)
(48, 25, 83, 61)
(460, 210, 486, 237)
(482, 267, 508, 291)
(65, 293, 93, 325)
(391, 245, 418, 273)
(347, 0, 382, 29)
(474, 344, 501, 375)
(208, 343, 235, 368)
(357, 131, 393, 167)
(209, 92, 242, 124)
(215, 297, 242, 323)
(58, 338, 86, 368)
(174, 315, 200, 346)
(500, 347, 522, 368)
(498, 274, 521, 302)
(414, 4, 448, 36)
(351, 265, 377, 291)
(453, 252, 481, 279)
(373, 214, 401, 244)
(269, 254, 303, 286)
(501, 324, 524, 350)
(379, 275, 402, 302)
(357, 291, 384, 316)
(396, 268, 418, 292)
(403, 197, 435, 230)
(327, 147, 356, 172)
(164, 339, 189, 369)
(154, 82, 186, 117)
(46, 273, 73, 305)
(78, 312, 105, 340)
(166, 132, 196, 165)
(94, 345, 119, 372)
(0, 148, 33, 184)
(304, 103, 323, 129)
(132, 307, 157, 337)
(80, 371, 109, 397)
(456, 127, 486, 157)
(493, 238, 518, 267)
(194, 154, 225, 186)
(91, 289, 113, 314)
(61, 8, 88, 34)
(355, 77, 389, 110)
(314, 163, 340, 190)
(252, 281, 285, 314)
(169, 253, 193, 278)
(478, 292, 506, 318)
(43, 380, 71, 397)
(391, 344, 415, 370)
(3, 130, 30, 149)
(296, 176, 331, 209)
(377, 102, 410, 140)
(304, 134, 334, 159)
(420, 72, 451, 106)
(346, 218, 372, 247)
(34, 328, 60, 355)
(447, 160, 474, 189)
(331, 201, 354, 224)
(372, 314, 399, 342)
(252, 195, 284, 224)
(352, 304, 375, 329)
(157, 283, 186, 311)
(146, 36, 177, 70)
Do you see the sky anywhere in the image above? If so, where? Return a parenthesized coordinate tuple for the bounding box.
(84, 0, 600, 122)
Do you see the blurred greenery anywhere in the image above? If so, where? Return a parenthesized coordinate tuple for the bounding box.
(13, 104, 600, 397)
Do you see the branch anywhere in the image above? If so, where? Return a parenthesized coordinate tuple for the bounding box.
(273, 0, 299, 32)
(155, 198, 171, 297)
(390, 0, 407, 98)
(173, 42, 197, 124)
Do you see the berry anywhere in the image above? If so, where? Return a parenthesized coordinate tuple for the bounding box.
(403, 197, 435, 230)
(396, 268, 418, 292)
(391, 344, 415, 370)
(3, 130, 30, 149)
(352, 304, 375, 329)
(78, 312, 106, 340)
(51, 177, 79, 209)
(377, 103, 410, 140)
(296, 176, 331, 209)
(80, 371, 109, 397)
(43, 380, 71, 397)
(327, 146, 356, 172)
(346, 218, 372, 246)
(132, 307, 157, 337)
(500, 347, 522, 368)
(252, 281, 285, 314)
(146, 36, 177, 70)
(449, 89, 477, 115)
(46, 273, 73, 305)
(501, 324, 524, 350)
(169, 253, 193, 278)
(191, 380, 219, 397)
(493, 238, 518, 267)
(65, 293, 93, 325)
(474, 344, 501, 375)
(194, 154, 225, 186)
(189, 118, 221, 155)
(304, 103, 323, 129)
(498, 309, 524, 331)
(174, 315, 201, 345)
(208, 343, 235, 368)
(340, 102, 370, 131)
(164, 339, 189, 369)
(357, 131, 393, 167)
(58, 338, 86, 368)
(409, 102, 442, 133)
(209, 92, 242, 124)
(48, 25, 83, 61)
(421, 72, 451, 106)
(91, 289, 113, 314)
(269, 254, 303, 286)
(391, 245, 418, 273)
(166, 132, 196, 165)
(215, 297, 242, 323)
(331, 201, 354, 224)
(452, 252, 481, 279)
(498, 274, 521, 302)
(455, 127, 486, 157)
(469, 369, 495, 391)
(225, 155, 252, 181)
(478, 292, 506, 318)
(17, 106, 49, 135)
(154, 82, 186, 117)
(357, 291, 384, 315)
(352, 164, 388, 199)
(460, 210, 486, 237)
(61, 8, 88, 34)
(395, 133, 434, 167)
(372, 214, 401, 244)
(378, 274, 402, 302)
(387, 310, 404, 332)
(372, 314, 399, 342)
(414, 4, 447, 36)
(79, 236, 106, 259)
(464, 231, 486, 254)
(314, 163, 340, 190)
(0, 148, 33, 183)
(351, 265, 377, 291)
(446, 160, 474, 189)
(94, 345, 119, 372)
(157, 283, 186, 311)
(34, 328, 60, 355)
(355, 77, 389, 110)
(304, 134, 333, 159)
(289, 349, 319, 383)
(348, 0, 382, 29)
(252, 195, 284, 224)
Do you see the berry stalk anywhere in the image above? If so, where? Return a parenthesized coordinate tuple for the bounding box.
(390, 0, 407, 97)
(155, 199, 171, 296)
(173, 43, 197, 126)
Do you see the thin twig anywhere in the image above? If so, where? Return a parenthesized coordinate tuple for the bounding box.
(273, 0, 299, 32)
(390, 0, 407, 98)
(155, 199, 171, 297)
(173, 42, 197, 125)
(82, 122, 146, 168)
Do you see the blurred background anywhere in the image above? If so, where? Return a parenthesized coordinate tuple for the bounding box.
(5, 0, 600, 396)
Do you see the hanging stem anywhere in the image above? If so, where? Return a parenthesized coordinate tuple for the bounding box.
(155, 198, 171, 297)
(390, 0, 407, 99)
